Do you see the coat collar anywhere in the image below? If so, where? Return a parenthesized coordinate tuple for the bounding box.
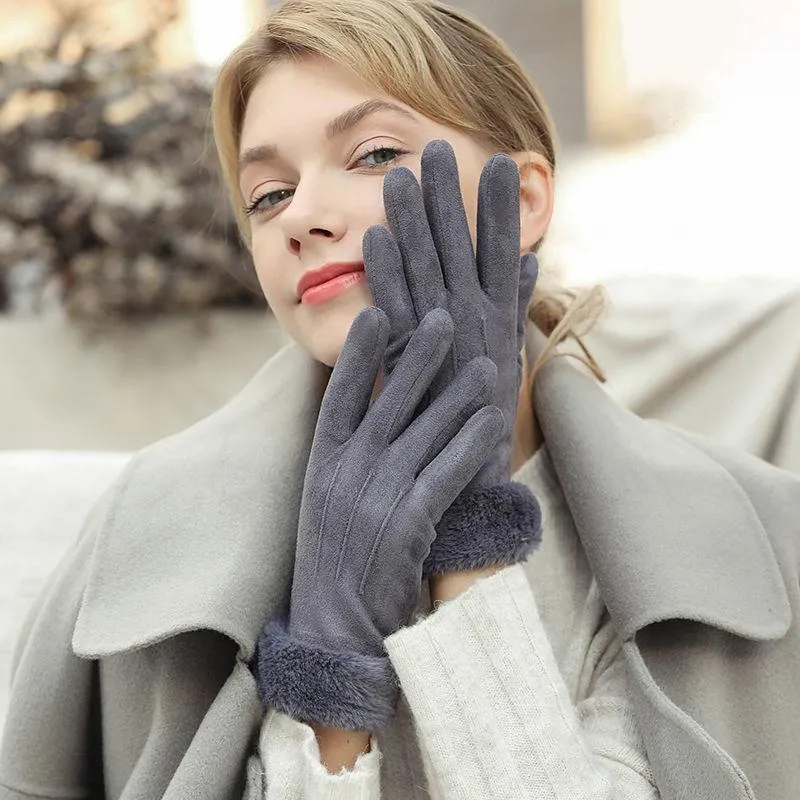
(73, 341, 329, 660)
(73, 323, 791, 660)
(528, 325, 790, 642)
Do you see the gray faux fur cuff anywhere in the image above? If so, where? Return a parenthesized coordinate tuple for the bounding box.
(425, 482, 542, 576)
(252, 619, 399, 731)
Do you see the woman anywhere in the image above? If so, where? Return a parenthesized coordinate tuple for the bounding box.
(1, 2, 799, 799)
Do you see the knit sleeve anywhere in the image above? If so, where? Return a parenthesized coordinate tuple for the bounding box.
(383, 564, 660, 800)
(255, 709, 382, 800)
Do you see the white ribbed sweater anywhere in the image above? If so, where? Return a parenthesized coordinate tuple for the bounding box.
(249, 447, 660, 799)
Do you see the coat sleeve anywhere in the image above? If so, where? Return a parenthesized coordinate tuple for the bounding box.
(383, 564, 660, 800)
(251, 709, 381, 799)
(0, 514, 104, 800)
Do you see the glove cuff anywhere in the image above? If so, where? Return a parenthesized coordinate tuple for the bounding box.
(251, 619, 399, 731)
(425, 482, 542, 577)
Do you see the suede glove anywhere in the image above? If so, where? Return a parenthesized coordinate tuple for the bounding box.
(363, 139, 542, 577)
(252, 306, 505, 730)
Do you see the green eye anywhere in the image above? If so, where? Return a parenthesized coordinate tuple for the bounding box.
(244, 188, 293, 217)
(358, 147, 403, 168)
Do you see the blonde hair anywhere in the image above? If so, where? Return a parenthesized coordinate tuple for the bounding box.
(211, 0, 606, 382)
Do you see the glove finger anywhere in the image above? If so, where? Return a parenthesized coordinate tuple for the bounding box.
(383, 165, 446, 316)
(393, 354, 497, 470)
(420, 140, 480, 295)
(475, 154, 522, 305)
(316, 306, 389, 449)
(410, 405, 505, 523)
(517, 253, 540, 346)
(366, 308, 455, 443)
(362, 224, 417, 379)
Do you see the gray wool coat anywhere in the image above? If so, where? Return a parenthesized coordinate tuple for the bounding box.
(1, 323, 798, 800)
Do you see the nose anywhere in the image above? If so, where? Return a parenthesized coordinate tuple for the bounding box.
(280, 180, 347, 258)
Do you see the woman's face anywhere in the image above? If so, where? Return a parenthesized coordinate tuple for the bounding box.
(239, 57, 500, 366)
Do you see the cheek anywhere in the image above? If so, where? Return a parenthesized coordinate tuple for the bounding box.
(250, 233, 283, 306)
(351, 180, 388, 234)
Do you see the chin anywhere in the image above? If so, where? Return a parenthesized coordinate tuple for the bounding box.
(282, 284, 374, 367)
(305, 304, 366, 368)
(312, 338, 347, 368)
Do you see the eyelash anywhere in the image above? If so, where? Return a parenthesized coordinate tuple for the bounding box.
(243, 146, 407, 218)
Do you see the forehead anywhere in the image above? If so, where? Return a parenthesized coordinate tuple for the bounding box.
(236, 55, 495, 171)
(240, 58, 387, 146)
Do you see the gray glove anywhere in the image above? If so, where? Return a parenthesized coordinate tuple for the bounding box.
(252, 306, 504, 730)
(364, 139, 542, 577)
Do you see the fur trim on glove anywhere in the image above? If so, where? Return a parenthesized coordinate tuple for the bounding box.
(251, 619, 399, 731)
(425, 482, 543, 576)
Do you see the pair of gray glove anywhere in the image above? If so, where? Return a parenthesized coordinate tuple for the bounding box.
(253, 141, 542, 731)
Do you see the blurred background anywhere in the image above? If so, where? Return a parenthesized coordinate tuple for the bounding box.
(1, 0, 798, 451)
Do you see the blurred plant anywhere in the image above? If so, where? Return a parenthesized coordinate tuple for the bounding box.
(0, 0, 265, 328)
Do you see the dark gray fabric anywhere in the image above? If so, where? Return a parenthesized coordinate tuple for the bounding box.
(252, 306, 503, 729)
(253, 619, 398, 731)
(424, 482, 542, 576)
(364, 140, 541, 573)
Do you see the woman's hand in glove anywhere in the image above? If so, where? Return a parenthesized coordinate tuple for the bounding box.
(363, 140, 542, 578)
(252, 305, 505, 731)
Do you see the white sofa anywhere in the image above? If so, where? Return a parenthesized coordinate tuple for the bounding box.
(0, 452, 131, 729)
(2, 275, 799, 732)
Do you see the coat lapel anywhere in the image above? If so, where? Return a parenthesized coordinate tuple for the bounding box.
(526, 326, 793, 800)
(527, 326, 791, 642)
(73, 340, 328, 660)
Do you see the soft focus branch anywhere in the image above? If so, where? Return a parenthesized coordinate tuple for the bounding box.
(0, 0, 264, 328)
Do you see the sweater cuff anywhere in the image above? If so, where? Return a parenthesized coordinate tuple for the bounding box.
(259, 709, 381, 799)
(384, 565, 601, 797)
(253, 619, 399, 731)
(425, 482, 542, 576)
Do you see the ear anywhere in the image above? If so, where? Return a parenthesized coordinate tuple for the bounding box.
(510, 152, 554, 253)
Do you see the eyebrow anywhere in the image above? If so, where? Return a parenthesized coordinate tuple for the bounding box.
(238, 99, 418, 174)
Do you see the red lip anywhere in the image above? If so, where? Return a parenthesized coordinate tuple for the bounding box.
(296, 261, 365, 300)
